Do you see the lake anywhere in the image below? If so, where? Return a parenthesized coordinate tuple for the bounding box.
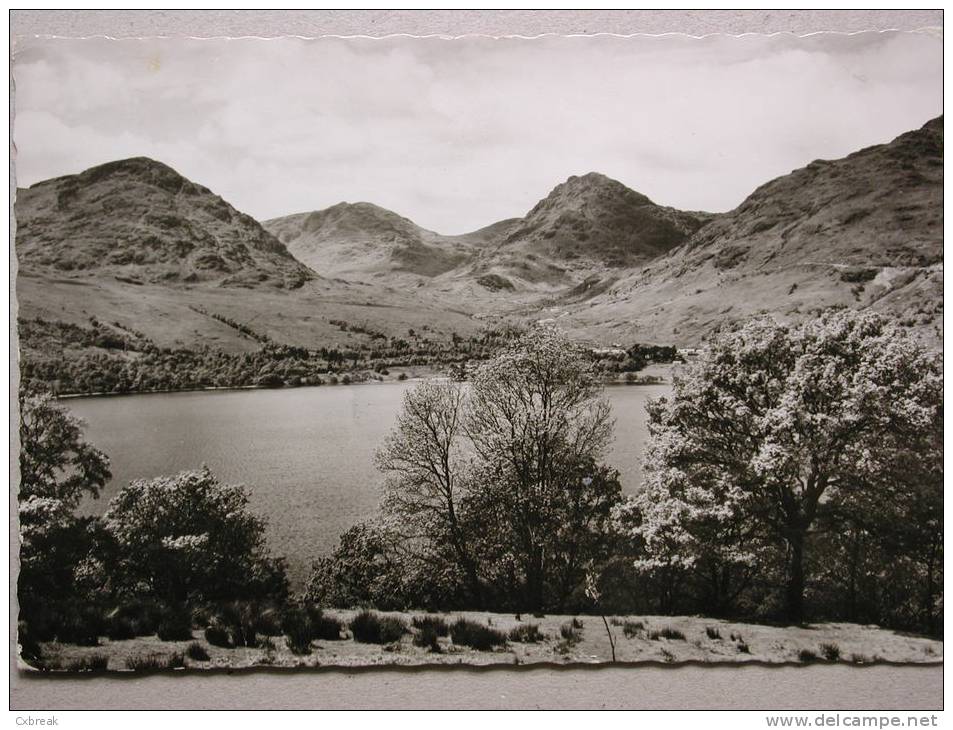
(68, 382, 670, 587)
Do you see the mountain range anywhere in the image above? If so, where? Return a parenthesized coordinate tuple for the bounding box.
(15, 116, 943, 356)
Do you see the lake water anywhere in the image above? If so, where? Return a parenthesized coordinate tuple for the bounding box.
(68, 382, 670, 587)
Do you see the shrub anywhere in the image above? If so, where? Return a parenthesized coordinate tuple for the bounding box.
(622, 621, 644, 638)
(820, 643, 841, 662)
(107, 600, 163, 638)
(450, 618, 508, 650)
(308, 607, 344, 641)
(660, 648, 676, 663)
(798, 648, 818, 663)
(186, 642, 210, 661)
(253, 607, 283, 637)
(413, 625, 443, 653)
(282, 609, 313, 655)
(559, 622, 582, 645)
(508, 624, 545, 643)
(66, 654, 109, 672)
(17, 621, 42, 662)
(705, 627, 722, 640)
(736, 641, 750, 654)
(56, 609, 103, 646)
(156, 608, 193, 641)
(412, 615, 450, 637)
(350, 611, 407, 645)
(571, 617, 584, 629)
(204, 622, 233, 648)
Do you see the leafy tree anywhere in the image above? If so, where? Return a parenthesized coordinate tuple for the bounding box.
(19, 391, 110, 507)
(628, 311, 941, 622)
(466, 327, 618, 612)
(101, 467, 288, 603)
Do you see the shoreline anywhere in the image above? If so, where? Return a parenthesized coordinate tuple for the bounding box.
(52, 374, 670, 401)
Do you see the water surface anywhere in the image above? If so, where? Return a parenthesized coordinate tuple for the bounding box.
(68, 382, 669, 586)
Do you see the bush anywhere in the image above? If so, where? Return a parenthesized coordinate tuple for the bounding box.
(798, 648, 818, 663)
(571, 617, 584, 629)
(66, 654, 109, 672)
(186, 642, 210, 661)
(657, 627, 685, 641)
(413, 625, 443, 653)
(18, 620, 42, 662)
(253, 607, 283, 637)
(308, 607, 344, 641)
(156, 608, 193, 641)
(508, 624, 545, 643)
(820, 642, 841, 662)
(705, 627, 722, 640)
(282, 608, 313, 655)
(106, 600, 163, 638)
(412, 615, 450, 637)
(560, 622, 582, 645)
(350, 611, 407, 645)
(450, 618, 508, 650)
(204, 621, 233, 649)
(736, 641, 750, 654)
(56, 608, 103, 646)
(622, 621, 644, 638)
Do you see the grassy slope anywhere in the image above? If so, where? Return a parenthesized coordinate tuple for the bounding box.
(30, 611, 942, 671)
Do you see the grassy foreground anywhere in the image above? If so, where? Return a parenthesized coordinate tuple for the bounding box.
(26, 610, 942, 672)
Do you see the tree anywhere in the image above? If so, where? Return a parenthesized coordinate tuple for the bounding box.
(375, 379, 484, 606)
(319, 326, 624, 613)
(101, 467, 287, 603)
(465, 326, 619, 612)
(19, 391, 110, 508)
(630, 311, 941, 622)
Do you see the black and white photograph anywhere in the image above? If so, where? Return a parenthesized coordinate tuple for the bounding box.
(11, 16, 943, 693)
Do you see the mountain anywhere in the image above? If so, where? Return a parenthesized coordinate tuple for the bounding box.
(264, 202, 488, 280)
(555, 116, 944, 345)
(15, 159, 483, 356)
(266, 173, 712, 295)
(15, 157, 316, 290)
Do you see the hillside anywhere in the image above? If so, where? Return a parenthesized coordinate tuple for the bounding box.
(264, 202, 487, 280)
(554, 117, 944, 345)
(15, 159, 488, 382)
(265, 174, 712, 296)
(15, 157, 315, 290)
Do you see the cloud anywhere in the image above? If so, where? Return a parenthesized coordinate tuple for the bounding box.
(12, 32, 942, 234)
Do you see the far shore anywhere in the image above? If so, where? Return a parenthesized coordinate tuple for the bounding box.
(52, 371, 671, 401)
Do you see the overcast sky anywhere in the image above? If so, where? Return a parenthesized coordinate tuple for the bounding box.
(13, 32, 942, 234)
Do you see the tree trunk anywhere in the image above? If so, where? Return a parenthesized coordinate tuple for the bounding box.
(785, 532, 806, 624)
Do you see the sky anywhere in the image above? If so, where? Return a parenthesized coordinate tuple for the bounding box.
(12, 32, 942, 234)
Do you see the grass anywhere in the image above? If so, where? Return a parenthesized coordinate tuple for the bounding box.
(450, 618, 508, 650)
(125, 652, 185, 671)
(705, 626, 722, 640)
(622, 620, 644, 638)
(349, 611, 408, 645)
(508, 624, 545, 643)
(66, 654, 109, 672)
(648, 627, 686, 641)
(559, 621, 583, 646)
(820, 642, 841, 662)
